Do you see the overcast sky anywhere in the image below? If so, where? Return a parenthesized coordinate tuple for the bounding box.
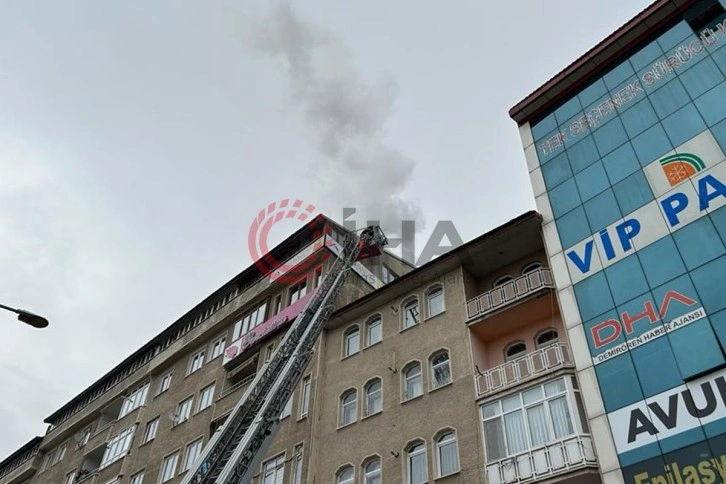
(0, 0, 652, 457)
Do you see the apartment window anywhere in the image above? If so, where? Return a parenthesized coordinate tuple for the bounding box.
(536, 329, 559, 349)
(336, 466, 354, 484)
(313, 267, 323, 288)
(406, 441, 428, 484)
(382, 265, 396, 284)
(100, 425, 136, 469)
(299, 376, 311, 418)
(272, 294, 282, 316)
(292, 444, 304, 484)
(343, 326, 360, 357)
(119, 382, 149, 418)
(175, 397, 193, 424)
(142, 418, 159, 443)
(64, 470, 76, 484)
(403, 363, 422, 401)
(494, 275, 513, 287)
(232, 301, 268, 340)
(210, 336, 226, 360)
(363, 457, 381, 484)
(289, 280, 308, 304)
(364, 378, 382, 416)
(426, 286, 444, 317)
(522, 262, 542, 274)
(79, 426, 93, 447)
(265, 343, 275, 363)
(505, 342, 527, 362)
(183, 439, 204, 472)
(53, 443, 67, 465)
(160, 452, 179, 483)
(402, 298, 420, 329)
(129, 471, 144, 484)
(430, 351, 451, 389)
(481, 377, 578, 462)
(280, 396, 293, 419)
(339, 390, 357, 427)
(187, 349, 205, 375)
(198, 384, 215, 412)
(262, 454, 285, 484)
(436, 431, 460, 477)
(366, 316, 382, 346)
(158, 371, 173, 395)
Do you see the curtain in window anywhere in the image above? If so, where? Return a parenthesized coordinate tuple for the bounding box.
(484, 420, 506, 462)
(526, 404, 550, 447)
(549, 396, 573, 439)
(439, 438, 459, 475)
(409, 451, 426, 484)
(503, 411, 528, 455)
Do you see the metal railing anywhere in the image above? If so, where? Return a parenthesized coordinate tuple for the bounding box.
(475, 343, 573, 397)
(217, 374, 256, 401)
(485, 434, 597, 484)
(466, 268, 554, 320)
(0, 443, 41, 482)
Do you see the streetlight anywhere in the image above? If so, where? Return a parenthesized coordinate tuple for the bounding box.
(0, 303, 49, 328)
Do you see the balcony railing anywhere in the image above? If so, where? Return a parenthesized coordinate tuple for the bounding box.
(218, 374, 256, 400)
(0, 445, 42, 484)
(466, 268, 554, 320)
(475, 343, 573, 397)
(486, 434, 597, 484)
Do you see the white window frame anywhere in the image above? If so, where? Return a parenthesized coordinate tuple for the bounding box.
(313, 266, 323, 288)
(430, 351, 452, 389)
(232, 301, 268, 340)
(187, 349, 205, 375)
(336, 465, 354, 484)
(401, 298, 420, 330)
(403, 363, 423, 401)
(291, 444, 304, 484)
(119, 382, 150, 419)
(535, 329, 559, 349)
(176, 397, 193, 425)
(142, 418, 159, 444)
(425, 286, 445, 318)
(339, 390, 357, 427)
(299, 376, 311, 419)
(182, 439, 204, 472)
(280, 396, 293, 419)
(364, 379, 382, 416)
(436, 431, 460, 477)
(363, 457, 381, 484)
(129, 471, 144, 484)
(262, 453, 285, 484)
(406, 442, 428, 484)
(521, 261, 542, 274)
(209, 335, 226, 360)
(158, 371, 173, 395)
(382, 265, 396, 284)
(64, 470, 76, 484)
(53, 443, 67, 465)
(289, 280, 308, 304)
(198, 384, 215, 412)
(505, 341, 527, 362)
(342, 325, 360, 358)
(160, 452, 179, 483)
(366, 316, 382, 347)
(100, 425, 136, 470)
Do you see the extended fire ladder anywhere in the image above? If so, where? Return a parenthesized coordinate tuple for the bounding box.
(181, 225, 388, 484)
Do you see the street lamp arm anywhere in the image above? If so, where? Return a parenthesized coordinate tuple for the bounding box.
(0, 303, 49, 328)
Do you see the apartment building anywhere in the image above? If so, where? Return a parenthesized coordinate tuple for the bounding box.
(0, 211, 602, 484)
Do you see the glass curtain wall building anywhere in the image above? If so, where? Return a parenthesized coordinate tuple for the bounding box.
(511, 0, 726, 482)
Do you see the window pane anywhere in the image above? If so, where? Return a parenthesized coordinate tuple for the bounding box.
(526, 404, 550, 447)
(504, 411, 528, 455)
(484, 419, 506, 462)
(367, 318, 382, 345)
(427, 289, 444, 316)
(549, 396, 574, 439)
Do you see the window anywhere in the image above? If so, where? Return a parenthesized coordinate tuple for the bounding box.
(430, 351, 451, 389)
(272, 294, 282, 316)
(183, 439, 204, 472)
(65, 470, 76, 484)
(78, 426, 92, 447)
(265, 343, 275, 363)
(366, 316, 382, 346)
(426, 286, 444, 317)
(402, 298, 420, 329)
(289, 280, 308, 304)
(343, 326, 360, 357)
(198, 384, 215, 412)
(119, 382, 149, 418)
(436, 431, 460, 477)
(403, 363, 423, 401)
(406, 442, 428, 484)
(364, 379, 382, 416)
(536, 329, 559, 349)
(232, 301, 268, 340)
(129, 471, 144, 484)
(339, 390, 357, 427)
(493, 275, 513, 287)
(363, 457, 381, 484)
(299, 376, 311, 418)
(210, 336, 226, 360)
(175, 397, 193, 424)
(262, 454, 285, 484)
(158, 371, 173, 395)
(313, 267, 323, 288)
(280, 396, 292, 419)
(142, 418, 159, 443)
(292, 444, 304, 484)
(53, 443, 67, 465)
(160, 452, 179, 483)
(382, 265, 396, 284)
(336, 466, 354, 484)
(481, 377, 579, 462)
(100, 425, 136, 469)
(522, 262, 542, 274)
(188, 349, 205, 375)
(505, 342, 527, 362)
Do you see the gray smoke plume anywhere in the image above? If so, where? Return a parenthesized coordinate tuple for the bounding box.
(253, 4, 424, 236)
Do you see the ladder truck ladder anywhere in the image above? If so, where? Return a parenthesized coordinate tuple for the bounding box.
(182, 225, 388, 484)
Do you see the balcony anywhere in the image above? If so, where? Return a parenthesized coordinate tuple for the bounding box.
(486, 434, 597, 484)
(466, 268, 554, 320)
(217, 373, 256, 401)
(475, 343, 573, 397)
(0, 446, 42, 484)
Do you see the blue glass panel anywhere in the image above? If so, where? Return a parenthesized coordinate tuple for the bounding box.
(631, 123, 672, 166)
(610, 76, 645, 115)
(659, 426, 707, 455)
(652, 273, 699, 322)
(621, 98, 658, 138)
(574, 272, 614, 321)
(637, 236, 687, 288)
(554, 97, 583, 126)
(603, 142, 640, 184)
(710, 204, 726, 246)
(668, 318, 725, 379)
(562, 112, 590, 149)
(593, 118, 628, 156)
(712, 44, 726, 72)
(637, 62, 677, 95)
(567, 135, 600, 174)
(691, 254, 726, 313)
(557, 207, 592, 248)
(648, 78, 690, 119)
(613, 170, 654, 215)
(680, 57, 725, 98)
(604, 60, 636, 90)
(673, 216, 726, 270)
(575, 161, 609, 202)
(595, 354, 644, 411)
(694, 81, 726, 126)
(707, 309, 726, 358)
(630, 41, 664, 71)
(712, 118, 726, 153)
(630, 335, 682, 397)
(536, 127, 566, 161)
(656, 21, 694, 51)
(583, 309, 620, 355)
(532, 113, 557, 142)
(604, 255, 649, 305)
(579, 79, 608, 108)
(549, 178, 581, 218)
(541, 151, 572, 190)
(662, 103, 707, 147)
(583, 189, 622, 232)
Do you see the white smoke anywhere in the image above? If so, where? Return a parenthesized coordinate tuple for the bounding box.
(253, 4, 424, 236)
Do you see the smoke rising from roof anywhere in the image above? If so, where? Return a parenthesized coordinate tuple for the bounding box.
(253, 4, 424, 236)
